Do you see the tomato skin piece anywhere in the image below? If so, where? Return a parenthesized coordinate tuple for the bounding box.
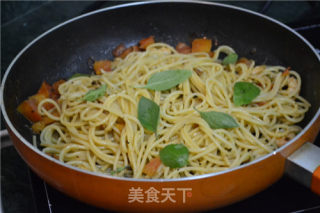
(93, 60, 112, 75)
(191, 38, 212, 53)
(176, 42, 191, 54)
(52, 80, 65, 99)
(139, 36, 155, 50)
(112, 43, 126, 57)
(32, 116, 56, 133)
(17, 80, 64, 124)
(17, 99, 42, 122)
(37, 81, 52, 97)
(282, 67, 291, 77)
(143, 157, 162, 177)
(30, 93, 54, 110)
(120, 46, 139, 59)
(237, 57, 252, 67)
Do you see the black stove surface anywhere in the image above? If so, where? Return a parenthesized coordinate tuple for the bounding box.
(1, 1, 320, 213)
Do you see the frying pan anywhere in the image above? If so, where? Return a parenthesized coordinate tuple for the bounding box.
(1, 1, 320, 212)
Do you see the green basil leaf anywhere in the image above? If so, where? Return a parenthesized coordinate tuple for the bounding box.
(70, 73, 90, 79)
(138, 96, 160, 134)
(137, 70, 192, 91)
(110, 166, 131, 175)
(83, 84, 107, 102)
(160, 144, 189, 168)
(195, 109, 239, 129)
(233, 82, 260, 106)
(110, 166, 126, 175)
(222, 53, 238, 65)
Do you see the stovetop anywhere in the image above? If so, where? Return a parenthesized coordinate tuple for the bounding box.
(1, 1, 320, 213)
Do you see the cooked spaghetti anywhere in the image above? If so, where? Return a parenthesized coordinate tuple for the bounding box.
(24, 39, 310, 179)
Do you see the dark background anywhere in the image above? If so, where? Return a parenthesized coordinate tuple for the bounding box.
(1, 1, 320, 213)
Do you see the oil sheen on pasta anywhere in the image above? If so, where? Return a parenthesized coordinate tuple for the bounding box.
(37, 42, 310, 179)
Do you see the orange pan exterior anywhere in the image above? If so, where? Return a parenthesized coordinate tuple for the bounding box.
(6, 114, 320, 212)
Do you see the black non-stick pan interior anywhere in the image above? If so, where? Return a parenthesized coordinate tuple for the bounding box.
(3, 2, 320, 142)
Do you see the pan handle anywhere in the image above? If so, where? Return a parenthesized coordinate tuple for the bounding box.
(285, 142, 320, 195)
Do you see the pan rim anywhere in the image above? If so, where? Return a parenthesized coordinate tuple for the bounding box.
(1, 0, 320, 183)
